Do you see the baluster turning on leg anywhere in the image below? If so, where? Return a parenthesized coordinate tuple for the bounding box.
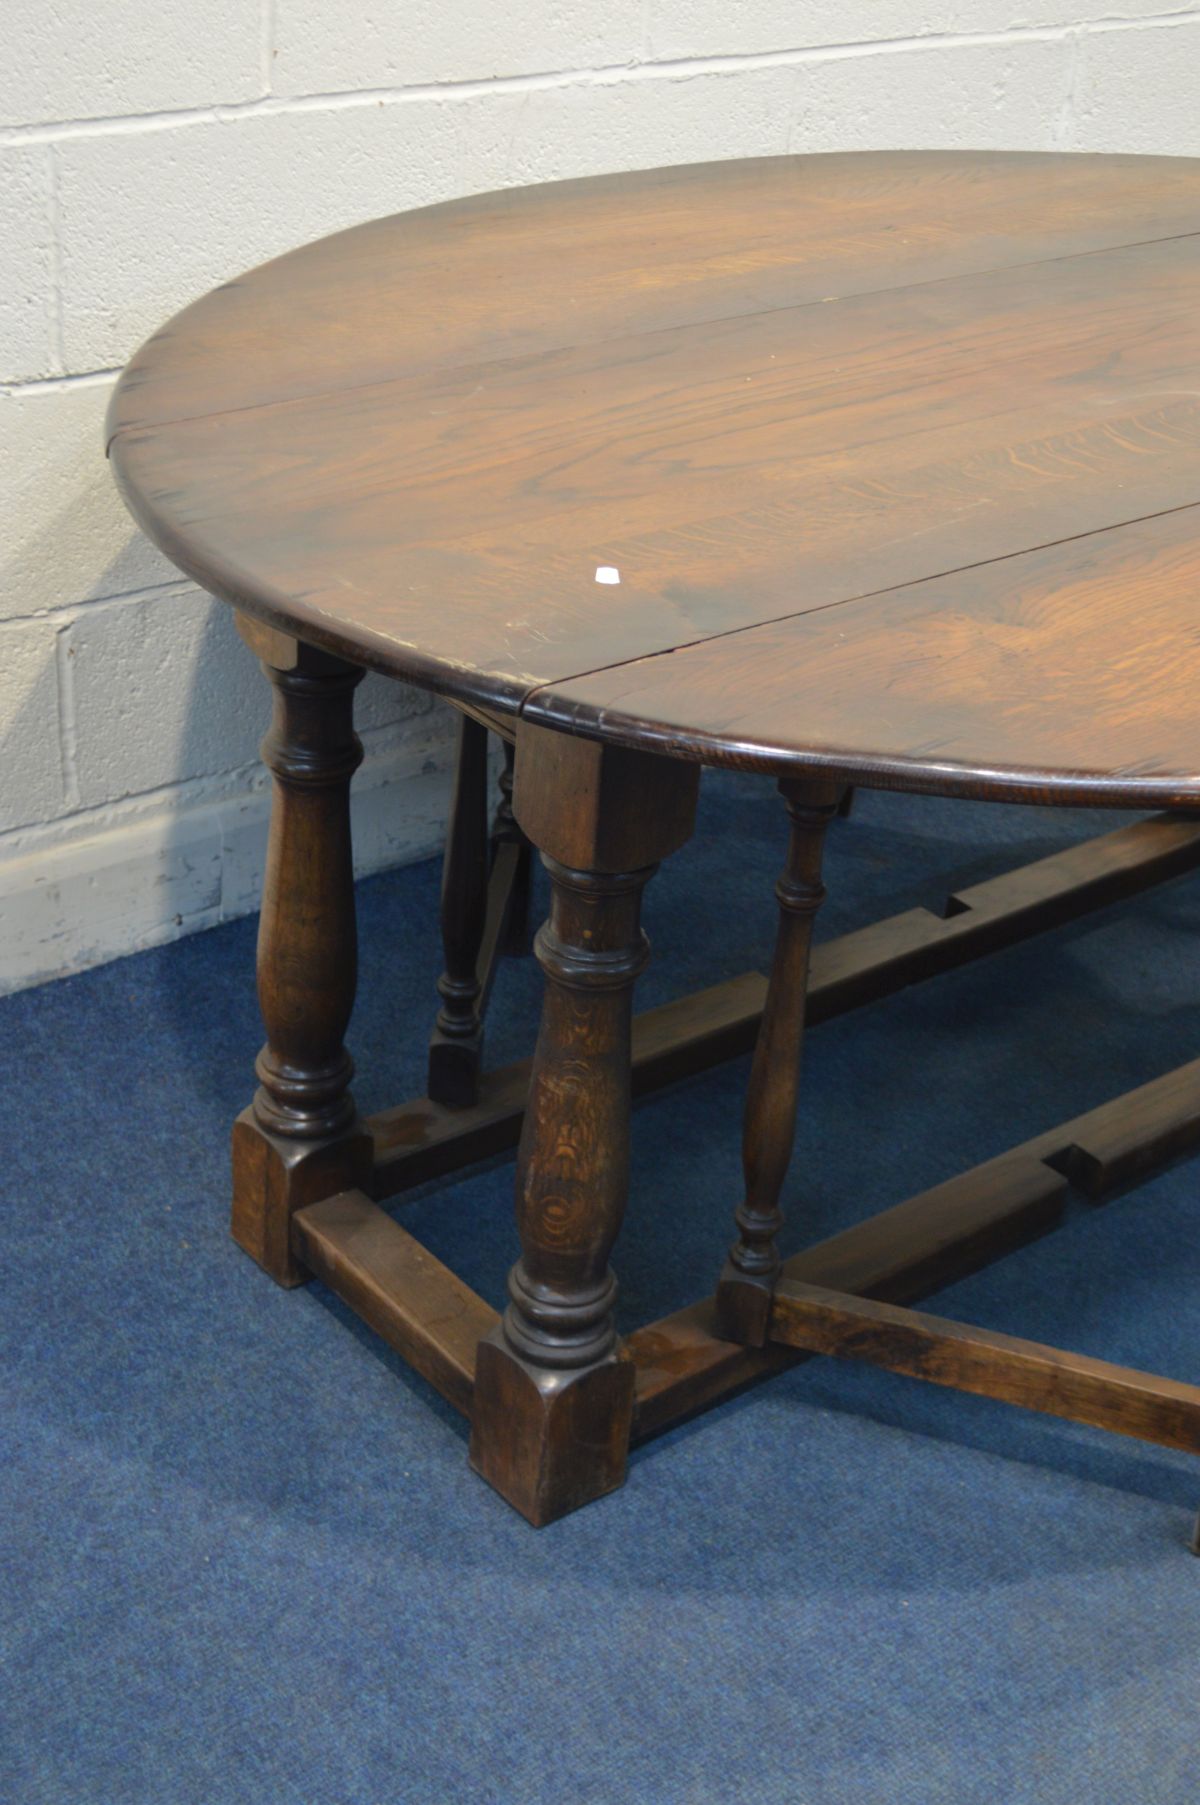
(494, 737, 534, 956)
(470, 724, 699, 1525)
(428, 711, 490, 1107)
(716, 777, 842, 1346)
(231, 624, 372, 1287)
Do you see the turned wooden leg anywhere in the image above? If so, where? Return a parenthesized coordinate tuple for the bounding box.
(230, 625, 372, 1286)
(716, 778, 843, 1345)
(470, 723, 699, 1524)
(494, 737, 533, 955)
(428, 712, 490, 1107)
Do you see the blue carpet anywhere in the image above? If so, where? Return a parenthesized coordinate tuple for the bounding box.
(3, 773, 1200, 1803)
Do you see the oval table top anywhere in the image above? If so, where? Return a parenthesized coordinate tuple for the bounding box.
(108, 150, 1200, 807)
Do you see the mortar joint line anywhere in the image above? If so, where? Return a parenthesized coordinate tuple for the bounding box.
(4, 14, 1200, 145)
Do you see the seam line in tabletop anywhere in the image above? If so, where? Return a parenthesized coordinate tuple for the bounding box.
(105, 223, 1200, 452)
(515, 493, 1200, 715)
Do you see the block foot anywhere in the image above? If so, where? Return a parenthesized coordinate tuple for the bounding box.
(231, 1106, 372, 1287)
(469, 1329, 635, 1526)
(714, 1258, 777, 1347)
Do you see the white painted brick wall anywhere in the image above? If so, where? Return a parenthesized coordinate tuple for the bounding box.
(1, 2, 1198, 989)
(5, 2, 263, 129)
(0, 148, 56, 382)
(1, 621, 64, 834)
(1, 379, 174, 617)
(271, 2, 646, 94)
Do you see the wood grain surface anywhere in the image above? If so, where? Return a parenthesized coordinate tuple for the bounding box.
(767, 1278, 1200, 1455)
(107, 151, 1200, 801)
(527, 507, 1200, 805)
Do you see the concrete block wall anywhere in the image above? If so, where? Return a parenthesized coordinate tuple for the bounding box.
(3, 4, 1198, 989)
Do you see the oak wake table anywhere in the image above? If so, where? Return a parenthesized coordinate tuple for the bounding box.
(109, 151, 1200, 1527)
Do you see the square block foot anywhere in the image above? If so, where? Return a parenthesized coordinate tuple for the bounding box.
(427, 1030, 483, 1110)
(231, 1107, 373, 1287)
(714, 1259, 776, 1347)
(469, 1330, 635, 1526)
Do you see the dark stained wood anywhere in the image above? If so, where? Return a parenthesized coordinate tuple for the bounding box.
(437, 722, 534, 1040)
(630, 1147, 1067, 1439)
(230, 639, 372, 1285)
(292, 1190, 497, 1418)
(621, 972, 767, 1101)
(107, 153, 1200, 435)
(367, 813, 1200, 1200)
(629, 1054, 1200, 1439)
(470, 732, 699, 1525)
(1028, 1055, 1200, 1199)
(109, 230, 1200, 743)
(717, 779, 841, 1344)
(369, 970, 770, 1199)
(527, 506, 1200, 807)
(232, 610, 306, 672)
(806, 809, 1200, 1020)
(474, 838, 527, 1018)
(109, 154, 1200, 807)
(428, 712, 490, 1107)
(109, 153, 1200, 1523)
(247, 646, 363, 1139)
(492, 736, 532, 958)
(286, 1057, 1200, 1456)
(231, 1120, 373, 1293)
(511, 719, 700, 872)
(768, 1279, 1200, 1456)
